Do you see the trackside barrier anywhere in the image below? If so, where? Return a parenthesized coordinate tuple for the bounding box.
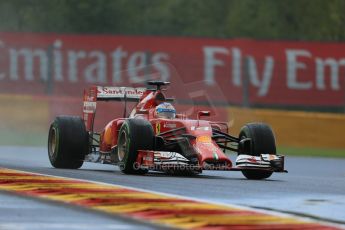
(228, 107, 345, 149)
(1, 94, 345, 149)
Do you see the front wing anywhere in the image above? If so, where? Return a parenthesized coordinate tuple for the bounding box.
(136, 151, 287, 173)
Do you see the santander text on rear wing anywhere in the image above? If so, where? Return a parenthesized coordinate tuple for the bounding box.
(96, 86, 146, 101)
(83, 86, 146, 131)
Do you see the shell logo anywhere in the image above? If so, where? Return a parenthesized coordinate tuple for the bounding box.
(196, 136, 211, 143)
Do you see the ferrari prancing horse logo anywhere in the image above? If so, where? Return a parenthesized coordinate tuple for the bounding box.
(156, 122, 161, 134)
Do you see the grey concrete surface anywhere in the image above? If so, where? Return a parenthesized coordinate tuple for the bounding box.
(0, 146, 344, 228)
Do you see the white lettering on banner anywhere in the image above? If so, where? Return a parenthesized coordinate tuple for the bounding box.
(111, 49, 170, 84)
(85, 51, 106, 83)
(286, 49, 312, 90)
(53, 40, 63, 82)
(111, 46, 127, 83)
(231, 47, 242, 86)
(128, 52, 147, 83)
(151, 52, 170, 81)
(68, 50, 86, 83)
(315, 58, 345, 90)
(2, 36, 345, 97)
(203, 46, 229, 85)
(247, 56, 274, 96)
(0, 40, 5, 80)
(9, 48, 48, 81)
(203, 46, 275, 96)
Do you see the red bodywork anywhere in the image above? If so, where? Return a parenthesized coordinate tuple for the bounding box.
(83, 85, 233, 170)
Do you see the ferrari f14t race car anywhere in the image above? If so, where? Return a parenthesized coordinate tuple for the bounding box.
(48, 81, 287, 179)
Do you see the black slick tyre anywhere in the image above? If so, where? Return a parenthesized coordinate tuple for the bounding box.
(239, 123, 276, 180)
(117, 119, 154, 175)
(48, 116, 88, 169)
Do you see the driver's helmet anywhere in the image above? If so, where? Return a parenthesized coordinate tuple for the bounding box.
(156, 102, 176, 119)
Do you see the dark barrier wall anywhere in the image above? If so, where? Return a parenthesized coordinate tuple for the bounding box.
(1, 32, 345, 109)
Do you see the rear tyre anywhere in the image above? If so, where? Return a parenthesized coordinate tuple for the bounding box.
(238, 123, 276, 180)
(48, 116, 88, 169)
(117, 119, 154, 175)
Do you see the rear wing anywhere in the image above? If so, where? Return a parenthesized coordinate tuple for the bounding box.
(83, 86, 146, 131)
(96, 86, 146, 101)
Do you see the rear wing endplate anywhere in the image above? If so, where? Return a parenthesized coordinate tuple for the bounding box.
(83, 86, 146, 131)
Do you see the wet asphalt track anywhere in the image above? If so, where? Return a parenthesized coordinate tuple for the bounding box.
(0, 146, 344, 229)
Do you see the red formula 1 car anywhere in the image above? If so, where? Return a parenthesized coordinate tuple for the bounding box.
(48, 81, 287, 179)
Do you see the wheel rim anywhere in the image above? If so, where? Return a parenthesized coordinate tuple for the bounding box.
(49, 127, 58, 158)
(118, 130, 127, 161)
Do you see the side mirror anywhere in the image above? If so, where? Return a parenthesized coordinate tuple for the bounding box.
(137, 109, 149, 114)
(197, 111, 211, 120)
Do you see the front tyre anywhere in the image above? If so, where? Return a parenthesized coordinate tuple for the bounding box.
(239, 123, 276, 180)
(117, 119, 154, 174)
(48, 116, 88, 169)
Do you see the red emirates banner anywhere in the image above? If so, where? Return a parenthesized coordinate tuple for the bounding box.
(1, 32, 345, 107)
